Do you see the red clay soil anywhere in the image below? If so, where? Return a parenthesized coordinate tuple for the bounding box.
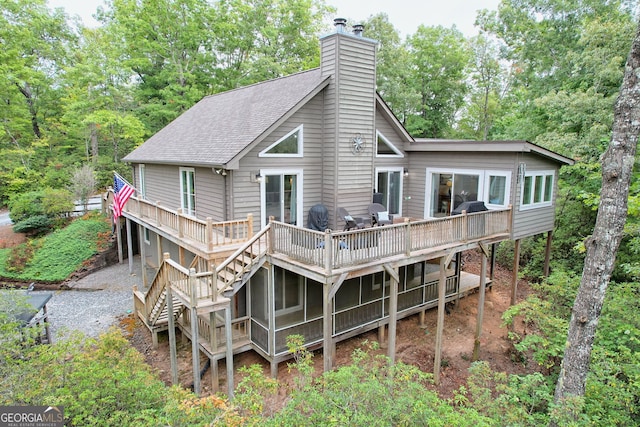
(0, 224, 26, 249)
(123, 250, 536, 404)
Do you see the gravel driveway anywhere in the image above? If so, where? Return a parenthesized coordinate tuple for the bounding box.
(30, 256, 143, 341)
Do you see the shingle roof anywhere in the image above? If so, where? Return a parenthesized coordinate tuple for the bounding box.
(123, 68, 328, 166)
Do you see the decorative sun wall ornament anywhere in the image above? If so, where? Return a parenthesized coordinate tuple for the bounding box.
(351, 133, 366, 154)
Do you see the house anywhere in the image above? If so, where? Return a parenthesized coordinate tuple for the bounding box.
(116, 19, 573, 395)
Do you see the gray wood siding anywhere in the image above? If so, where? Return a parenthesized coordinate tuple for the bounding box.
(321, 34, 338, 216)
(132, 164, 225, 221)
(235, 93, 326, 227)
(194, 167, 224, 221)
(405, 152, 517, 220)
(335, 36, 377, 223)
(320, 32, 378, 229)
(512, 154, 558, 239)
(142, 163, 181, 208)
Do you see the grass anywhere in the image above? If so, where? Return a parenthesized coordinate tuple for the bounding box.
(0, 213, 112, 282)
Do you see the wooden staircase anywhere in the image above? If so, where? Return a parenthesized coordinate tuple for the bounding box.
(136, 225, 270, 331)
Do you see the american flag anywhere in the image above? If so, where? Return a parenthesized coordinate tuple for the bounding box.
(113, 174, 135, 219)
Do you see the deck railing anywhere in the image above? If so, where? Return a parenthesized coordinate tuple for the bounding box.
(271, 208, 511, 271)
(116, 193, 254, 250)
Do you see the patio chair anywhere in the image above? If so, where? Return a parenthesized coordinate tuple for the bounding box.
(367, 203, 393, 226)
(337, 207, 366, 231)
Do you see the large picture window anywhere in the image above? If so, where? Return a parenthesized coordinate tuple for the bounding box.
(521, 171, 554, 208)
(180, 167, 195, 216)
(425, 168, 512, 217)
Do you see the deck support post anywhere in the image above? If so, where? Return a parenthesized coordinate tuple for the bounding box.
(490, 243, 497, 287)
(419, 310, 427, 329)
(224, 304, 234, 398)
(323, 282, 333, 371)
(473, 247, 488, 361)
(166, 273, 179, 385)
(189, 268, 201, 395)
(511, 239, 521, 306)
(126, 218, 133, 273)
(190, 306, 201, 395)
(210, 312, 217, 352)
(211, 358, 219, 393)
(384, 265, 399, 364)
(140, 229, 148, 288)
(270, 360, 278, 378)
(543, 231, 553, 278)
(434, 257, 447, 385)
(378, 324, 387, 348)
(116, 217, 123, 264)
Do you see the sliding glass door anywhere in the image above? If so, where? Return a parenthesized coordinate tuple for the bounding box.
(261, 169, 302, 227)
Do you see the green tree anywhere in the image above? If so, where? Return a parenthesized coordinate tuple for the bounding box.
(364, 13, 419, 125)
(552, 20, 640, 421)
(455, 34, 508, 140)
(405, 25, 470, 138)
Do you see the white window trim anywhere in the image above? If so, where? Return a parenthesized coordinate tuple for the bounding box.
(259, 168, 304, 228)
(484, 170, 512, 209)
(375, 167, 404, 217)
(143, 226, 150, 244)
(259, 124, 303, 158)
(179, 167, 196, 216)
(520, 169, 555, 210)
(375, 130, 404, 158)
(138, 164, 146, 200)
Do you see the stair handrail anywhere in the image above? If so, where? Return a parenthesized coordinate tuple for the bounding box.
(215, 224, 271, 296)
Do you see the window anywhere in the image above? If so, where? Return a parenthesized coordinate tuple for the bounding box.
(376, 168, 403, 216)
(426, 168, 513, 217)
(485, 171, 511, 208)
(521, 170, 554, 208)
(180, 167, 195, 216)
(376, 131, 403, 157)
(139, 164, 146, 200)
(259, 125, 303, 157)
(143, 227, 150, 244)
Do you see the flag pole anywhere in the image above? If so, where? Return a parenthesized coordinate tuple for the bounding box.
(113, 171, 140, 195)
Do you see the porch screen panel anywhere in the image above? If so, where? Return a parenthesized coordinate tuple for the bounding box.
(335, 278, 360, 311)
(361, 273, 383, 303)
(306, 279, 323, 319)
(250, 269, 267, 324)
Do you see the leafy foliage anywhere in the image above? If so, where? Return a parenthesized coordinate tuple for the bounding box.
(269, 342, 491, 426)
(0, 213, 111, 282)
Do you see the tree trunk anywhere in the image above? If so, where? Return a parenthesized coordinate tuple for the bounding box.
(90, 122, 99, 163)
(552, 20, 640, 419)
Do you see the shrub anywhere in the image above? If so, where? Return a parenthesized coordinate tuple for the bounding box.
(8, 191, 45, 223)
(0, 214, 111, 282)
(12, 215, 52, 236)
